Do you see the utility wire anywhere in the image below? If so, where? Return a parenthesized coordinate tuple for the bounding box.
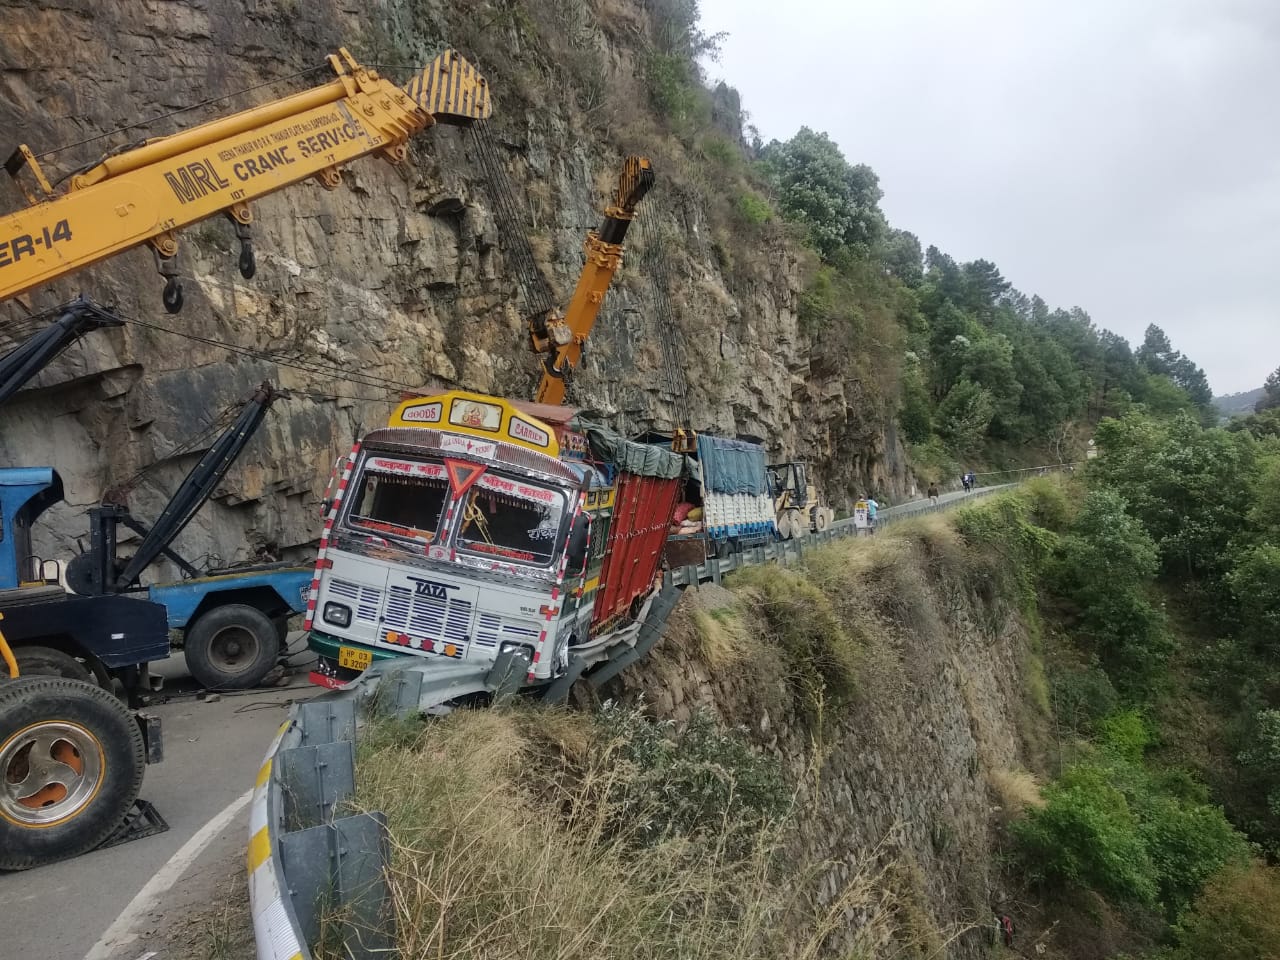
(119, 313, 434, 396)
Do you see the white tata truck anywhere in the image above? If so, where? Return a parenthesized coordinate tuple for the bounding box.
(304, 390, 685, 706)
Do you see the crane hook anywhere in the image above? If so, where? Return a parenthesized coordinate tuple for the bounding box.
(238, 240, 256, 280)
(162, 277, 184, 313)
(227, 210, 257, 280)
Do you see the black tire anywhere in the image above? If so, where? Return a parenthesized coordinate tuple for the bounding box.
(0, 676, 145, 870)
(184, 604, 279, 690)
(272, 615, 292, 647)
(14, 646, 94, 685)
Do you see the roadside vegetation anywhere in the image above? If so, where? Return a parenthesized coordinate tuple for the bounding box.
(949, 406, 1280, 958)
(340, 705, 901, 960)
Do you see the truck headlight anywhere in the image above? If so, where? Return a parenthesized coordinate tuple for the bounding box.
(322, 602, 352, 628)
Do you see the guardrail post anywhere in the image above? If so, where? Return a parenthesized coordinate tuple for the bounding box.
(280, 740, 356, 831)
(370, 668, 425, 718)
(297, 700, 356, 746)
(277, 813, 394, 958)
(333, 812, 395, 958)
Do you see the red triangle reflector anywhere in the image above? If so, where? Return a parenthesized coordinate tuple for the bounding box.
(444, 458, 486, 497)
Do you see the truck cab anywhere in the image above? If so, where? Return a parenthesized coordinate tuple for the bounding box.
(307, 393, 593, 689)
(0, 468, 170, 695)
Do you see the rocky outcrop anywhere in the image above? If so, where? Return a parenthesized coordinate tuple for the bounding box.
(0, 0, 910, 578)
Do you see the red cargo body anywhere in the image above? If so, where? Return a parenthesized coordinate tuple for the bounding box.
(592, 472, 681, 628)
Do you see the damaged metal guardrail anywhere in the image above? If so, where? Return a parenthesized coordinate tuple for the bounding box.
(249, 484, 1013, 960)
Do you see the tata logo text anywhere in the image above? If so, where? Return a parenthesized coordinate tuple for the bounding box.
(408, 577, 458, 599)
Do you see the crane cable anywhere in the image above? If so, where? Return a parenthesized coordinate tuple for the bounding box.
(469, 121, 555, 321)
(635, 202, 691, 428)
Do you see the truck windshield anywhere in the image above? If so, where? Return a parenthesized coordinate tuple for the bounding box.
(345, 457, 450, 544)
(456, 474, 567, 566)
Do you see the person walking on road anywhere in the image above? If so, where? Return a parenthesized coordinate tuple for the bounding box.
(962, 472, 971, 493)
(927, 482, 939, 505)
(866, 495, 879, 534)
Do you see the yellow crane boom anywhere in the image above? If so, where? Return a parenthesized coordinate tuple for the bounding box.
(1, 48, 491, 311)
(532, 155, 653, 405)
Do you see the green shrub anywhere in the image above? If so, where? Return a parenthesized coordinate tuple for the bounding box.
(1226, 544, 1280, 649)
(1050, 660, 1120, 736)
(1099, 709, 1151, 762)
(592, 706, 789, 856)
(1014, 758, 1248, 914)
(1014, 763, 1159, 905)
(1050, 489, 1173, 689)
(954, 493, 1057, 606)
(1135, 792, 1248, 915)
(1021, 475, 1073, 531)
(1168, 862, 1280, 960)
(908, 436, 959, 487)
(730, 563, 860, 724)
(1237, 709, 1280, 833)
(735, 191, 771, 226)
(644, 52, 709, 127)
(700, 135, 740, 169)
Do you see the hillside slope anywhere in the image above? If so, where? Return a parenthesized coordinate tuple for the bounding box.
(1214, 386, 1263, 417)
(352, 510, 1051, 959)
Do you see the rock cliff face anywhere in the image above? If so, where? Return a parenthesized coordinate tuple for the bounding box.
(0, 0, 911, 577)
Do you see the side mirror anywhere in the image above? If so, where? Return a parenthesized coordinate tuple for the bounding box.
(567, 514, 590, 573)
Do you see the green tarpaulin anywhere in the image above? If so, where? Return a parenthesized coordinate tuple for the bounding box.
(571, 419, 689, 479)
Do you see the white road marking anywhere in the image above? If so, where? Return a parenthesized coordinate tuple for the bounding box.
(83, 789, 253, 960)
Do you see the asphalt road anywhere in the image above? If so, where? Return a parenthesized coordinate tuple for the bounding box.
(0, 645, 317, 960)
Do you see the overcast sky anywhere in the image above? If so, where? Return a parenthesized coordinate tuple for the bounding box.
(697, 0, 1279, 394)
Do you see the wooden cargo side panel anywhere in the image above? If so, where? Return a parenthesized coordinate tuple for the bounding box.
(592, 473, 681, 628)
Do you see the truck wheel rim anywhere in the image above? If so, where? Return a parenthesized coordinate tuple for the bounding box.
(211, 626, 259, 669)
(0, 721, 105, 827)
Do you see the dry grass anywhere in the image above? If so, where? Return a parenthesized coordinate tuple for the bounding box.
(336, 706, 908, 960)
(692, 605, 755, 668)
(988, 767, 1046, 816)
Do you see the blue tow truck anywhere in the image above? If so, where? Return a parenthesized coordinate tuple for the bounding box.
(62, 379, 313, 690)
(1, 299, 312, 692)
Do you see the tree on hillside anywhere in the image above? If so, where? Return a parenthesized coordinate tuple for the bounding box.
(1091, 412, 1255, 587)
(960, 259, 1010, 320)
(878, 228, 923, 286)
(956, 334, 1023, 438)
(1136, 324, 1176, 375)
(758, 128, 885, 258)
(1135, 324, 1214, 417)
(643, 0, 724, 123)
(936, 378, 995, 454)
(1255, 365, 1280, 412)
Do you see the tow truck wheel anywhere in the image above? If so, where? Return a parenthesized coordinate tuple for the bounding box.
(0, 676, 145, 870)
(14, 646, 94, 685)
(185, 604, 279, 690)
